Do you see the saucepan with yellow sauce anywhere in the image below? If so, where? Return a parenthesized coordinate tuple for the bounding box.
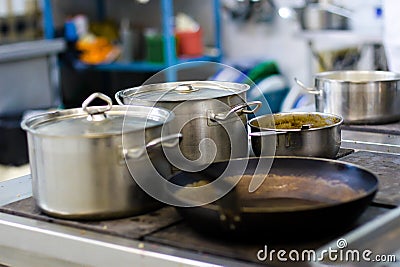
(248, 112, 343, 158)
(168, 157, 378, 239)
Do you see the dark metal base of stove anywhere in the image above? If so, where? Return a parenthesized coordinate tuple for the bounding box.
(0, 198, 181, 240)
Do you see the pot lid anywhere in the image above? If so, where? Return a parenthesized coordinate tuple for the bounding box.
(120, 81, 250, 102)
(22, 93, 173, 137)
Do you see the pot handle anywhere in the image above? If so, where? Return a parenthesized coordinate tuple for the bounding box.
(173, 83, 199, 94)
(320, 3, 352, 18)
(115, 91, 125, 105)
(124, 133, 182, 159)
(82, 93, 113, 121)
(210, 101, 262, 121)
(294, 78, 322, 95)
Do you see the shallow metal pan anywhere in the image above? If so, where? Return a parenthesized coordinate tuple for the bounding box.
(169, 157, 378, 239)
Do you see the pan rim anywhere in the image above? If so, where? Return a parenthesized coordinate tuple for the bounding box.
(174, 156, 379, 213)
(247, 112, 344, 132)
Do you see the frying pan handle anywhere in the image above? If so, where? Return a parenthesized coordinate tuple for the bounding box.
(124, 133, 182, 159)
(217, 190, 242, 232)
(211, 101, 262, 121)
(294, 78, 322, 95)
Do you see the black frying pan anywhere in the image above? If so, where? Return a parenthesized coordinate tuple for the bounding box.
(169, 157, 378, 239)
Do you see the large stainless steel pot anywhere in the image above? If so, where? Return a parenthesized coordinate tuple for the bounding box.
(248, 112, 343, 158)
(296, 71, 400, 124)
(21, 93, 181, 220)
(116, 81, 261, 170)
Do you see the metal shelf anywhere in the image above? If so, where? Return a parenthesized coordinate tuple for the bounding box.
(90, 54, 222, 72)
(42, 0, 222, 81)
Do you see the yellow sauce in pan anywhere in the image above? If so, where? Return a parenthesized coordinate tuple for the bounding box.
(252, 114, 341, 130)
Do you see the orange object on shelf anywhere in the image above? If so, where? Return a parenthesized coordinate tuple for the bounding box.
(175, 29, 203, 57)
(76, 36, 120, 65)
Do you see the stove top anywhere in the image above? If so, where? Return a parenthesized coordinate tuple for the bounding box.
(0, 150, 399, 266)
(342, 120, 400, 135)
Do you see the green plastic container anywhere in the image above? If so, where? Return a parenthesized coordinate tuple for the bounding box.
(145, 34, 177, 63)
(145, 34, 164, 63)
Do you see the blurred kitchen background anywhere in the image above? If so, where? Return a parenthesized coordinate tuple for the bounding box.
(0, 0, 389, 180)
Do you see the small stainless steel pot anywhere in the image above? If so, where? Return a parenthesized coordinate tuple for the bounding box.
(21, 93, 181, 220)
(295, 3, 350, 30)
(116, 81, 261, 169)
(279, 3, 351, 30)
(296, 71, 400, 124)
(248, 112, 343, 158)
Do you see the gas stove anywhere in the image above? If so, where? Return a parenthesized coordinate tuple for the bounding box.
(342, 120, 400, 154)
(0, 146, 400, 266)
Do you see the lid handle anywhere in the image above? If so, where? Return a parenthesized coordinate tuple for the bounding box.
(174, 83, 199, 94)
(82, 92, 113, 121)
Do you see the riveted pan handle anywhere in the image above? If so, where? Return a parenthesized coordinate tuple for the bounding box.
(294, 78, 322, 95)
(124, 133, 182, 159)
(211, 101, 262, 121)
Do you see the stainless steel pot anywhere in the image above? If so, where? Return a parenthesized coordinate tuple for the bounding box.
(279, 3, 351, 30)
(296, 71, 400, 124)
(295, 3, 350, 30)
(21, 93, 181, 220)
(248, 112, 343, 158)
(116, 81, 261, 170)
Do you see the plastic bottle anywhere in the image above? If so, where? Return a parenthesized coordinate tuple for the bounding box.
(119, 18, 134, 62)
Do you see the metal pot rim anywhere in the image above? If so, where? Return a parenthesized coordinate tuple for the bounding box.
(314, 70, 400, 83)
(248, 112, 343, 132)
(21, 105, 175, 138)
(116, 81, 250, 103)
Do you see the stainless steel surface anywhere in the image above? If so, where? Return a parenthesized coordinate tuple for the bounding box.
(81, 92, 113, 120)
(316, 205, 400, 266)
(301, 71, 400, 124)
(295, 3, 350, 30)
(115, 81, 250, 102)
(0, 175, 32, 206)
(249, 112, 342, 158)
(0, 179, 257, 267)
(21, 93, 178, 219)
(0, 176, 251, 267)
(116, 81, 255, 166)
(210, 101, 261, 121)
(342, 130, 400, 154)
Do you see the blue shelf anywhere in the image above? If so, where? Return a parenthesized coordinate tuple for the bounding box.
(42, 0, 222, 81)
(91, 54, 221, 72)
(93, 61, 166, 72)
